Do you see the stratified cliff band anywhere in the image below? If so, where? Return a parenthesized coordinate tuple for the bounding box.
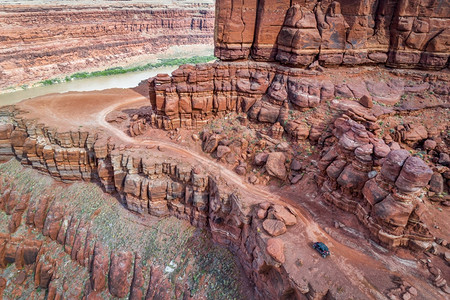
(0, 0, 214, 90)
(215, 0, 449, 69)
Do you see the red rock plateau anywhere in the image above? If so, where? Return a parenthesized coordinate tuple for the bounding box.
(0, 0, 450, 299)
(0, 0, 214, 90)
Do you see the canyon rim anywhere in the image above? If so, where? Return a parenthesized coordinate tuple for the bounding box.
(0, 0, 449, 299)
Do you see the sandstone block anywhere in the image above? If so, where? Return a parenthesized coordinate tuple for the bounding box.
(263, 219, 287, 237)
(372, 195, 415, 228)
(395, 157, 433, 193)
(381, 150, 410, 183)
(266, 238, 285, 264)
(266, 152, 287, 180)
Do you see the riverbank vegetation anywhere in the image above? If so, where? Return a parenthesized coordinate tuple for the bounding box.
(39, 55, 216, 86)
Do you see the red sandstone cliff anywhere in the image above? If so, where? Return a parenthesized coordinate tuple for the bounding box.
(146, 0, 449, 259)
(0, 1, 214, 90)
(215, 0, 449, 69)
(0, 1, 449, 299)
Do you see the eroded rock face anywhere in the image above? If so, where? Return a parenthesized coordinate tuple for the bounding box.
(215, 0, 449, 69)
(108, 252, 133, 298)
(0, 113, 310, 300)
(319, 117, 434, 248)
(91, 244, 109, 292)
(0, 1, 214, 89)
(148, 59, 448, 132)
(266, 238, 285, 263)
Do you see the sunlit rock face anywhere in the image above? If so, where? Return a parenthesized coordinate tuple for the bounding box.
(215, 0, 449, 69)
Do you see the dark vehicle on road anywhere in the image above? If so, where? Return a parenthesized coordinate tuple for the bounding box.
(313, 242, 330, 258)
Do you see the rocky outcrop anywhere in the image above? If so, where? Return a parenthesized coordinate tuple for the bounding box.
(148, 59, 449, 130)
(0, 1, 214, 90)
(215, 0, 449, 69)
(0, 124, 14, 163)
(145, 2, 449, 259)
(0, 111, 324, 299)
(318, 117, 434, 248)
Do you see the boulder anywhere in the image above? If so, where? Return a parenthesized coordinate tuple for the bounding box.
(326, 160, 347, 179)
(254, 153, 269, 166)
(235, 165, 247, 176)
(380, 150, 410, 182)
(362, 179, 389, 205)
(423, 139, 437, 151)
(429, 172, 444, 193)
(290, 159, 302, 171)
(359, 95, 373, 108)
(258, 101, 281, 123)
(266, 238, 285, 264)
(291, 174, 304, 184)
(402, 125, 428, 144)
(257, 209, 267, 219)
(269, 205, 297, 226)
(395, 157, 433, 193)
(216, 145, 231, 159)
(439, 153, 450, 166)
(262, 219, 287, 237)
(284, 120, 310, 141)
(371, 138, 391, 158)
(203, 134, 224, 153)
(337, 164, 368, 190)
(266, 152, 287, 180)
(339, 130, 370, 151)
(355, 144, 373, 162)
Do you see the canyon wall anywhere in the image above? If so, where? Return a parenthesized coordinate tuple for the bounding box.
(0, 1, 214, 90)
(0, 159, 252, 299)
(146, 0, 450, 255)
(148, 60, 449, 131)
(0, 111, 330, 299)
(0, 0, 449, 298)
(147, 58, 450, 248)
(215, 0, 449, 69)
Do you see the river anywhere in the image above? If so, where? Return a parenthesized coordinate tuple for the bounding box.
(0, 65, 178, 107)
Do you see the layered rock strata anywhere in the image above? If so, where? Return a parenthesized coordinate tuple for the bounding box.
(318, 117, 434, 249)
(0, 161, 250, 299)
(0, 1, 214, 89)
(0, 112, 345, 299)
(149, 60, 449, 130)
(215, 0, 449, 69)
(146, 59, 448, 253)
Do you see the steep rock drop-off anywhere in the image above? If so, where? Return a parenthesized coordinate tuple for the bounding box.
(0, 91, 370, 299)
(141, 0, 449, 298)
(0, 0, 449, 299)
(0, 0, 214, 90)
(215, 0, 449, 69)
(0, 159, 253, 299)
